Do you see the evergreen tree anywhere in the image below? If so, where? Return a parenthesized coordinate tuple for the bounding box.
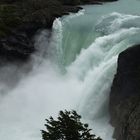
(41, 110, 102, 140)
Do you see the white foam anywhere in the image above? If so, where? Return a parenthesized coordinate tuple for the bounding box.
(63, 9, 85, 22)
(67, 27, 139, 79)
(96, 12, 140, 33)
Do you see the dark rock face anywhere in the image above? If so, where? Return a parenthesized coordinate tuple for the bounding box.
(109, 45, 140, 140)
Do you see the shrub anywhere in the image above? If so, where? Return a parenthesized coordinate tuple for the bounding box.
(41, 110, 102, 140)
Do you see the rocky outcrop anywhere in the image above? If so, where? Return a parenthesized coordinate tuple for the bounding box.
(0, 0, 118, 62)
(0, 0, 81, 62)
(109, 45, 140, 140)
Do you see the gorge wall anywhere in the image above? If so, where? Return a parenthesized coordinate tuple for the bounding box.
(109, 45, 140, 140)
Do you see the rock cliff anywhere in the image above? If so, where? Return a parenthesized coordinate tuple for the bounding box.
(110, 45, 140, 140)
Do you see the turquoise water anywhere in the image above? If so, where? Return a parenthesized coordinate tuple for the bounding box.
(54, 0, 140, 66)
(0, 0, 140, 140)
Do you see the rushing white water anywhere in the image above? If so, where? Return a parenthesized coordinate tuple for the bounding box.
(0, 0, 140, 140)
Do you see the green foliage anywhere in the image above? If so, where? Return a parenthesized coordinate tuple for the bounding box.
(58, 0, 81, 5)
(0, 4, 23, 37)
(24, 0, 62, 11)
(41, 110, 102, 140)
(0, 21, 11, 37)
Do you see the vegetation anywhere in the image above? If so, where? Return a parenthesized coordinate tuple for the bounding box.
(41, 110, 102, 140)
(0, 0, 83, 61)
(0, 0, 82, 38)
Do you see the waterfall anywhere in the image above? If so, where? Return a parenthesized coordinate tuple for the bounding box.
(0, 0, 140, 140)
